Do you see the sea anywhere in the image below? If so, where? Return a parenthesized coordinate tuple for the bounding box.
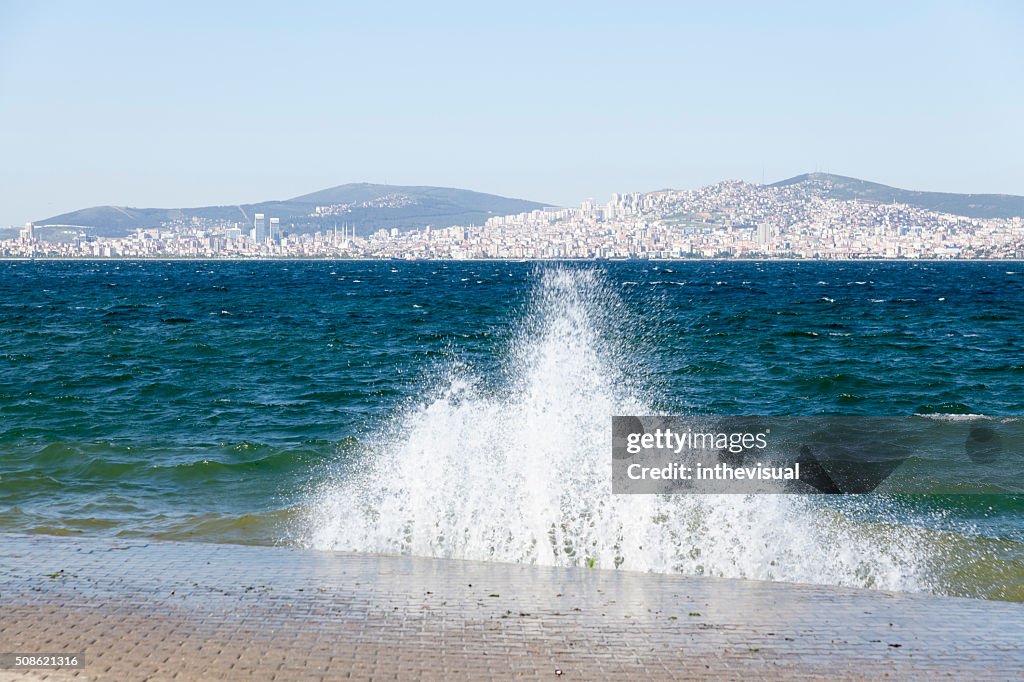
(1, 260, 1022, 601)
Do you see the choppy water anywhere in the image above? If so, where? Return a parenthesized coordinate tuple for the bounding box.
(1, 260, 1022, 600)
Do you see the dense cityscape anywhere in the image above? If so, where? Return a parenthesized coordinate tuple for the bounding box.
(4, 179, 1023, 260)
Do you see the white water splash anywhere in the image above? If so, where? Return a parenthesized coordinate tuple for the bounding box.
(303, 268, 931, 593)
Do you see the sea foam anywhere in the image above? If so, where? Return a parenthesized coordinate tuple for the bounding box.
(303, 268, 930, 592)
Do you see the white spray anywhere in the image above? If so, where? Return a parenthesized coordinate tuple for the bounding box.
(303, 268, 931, 593)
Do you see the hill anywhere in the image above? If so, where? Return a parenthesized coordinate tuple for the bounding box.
(35, 184, 548, 238)
(771, 173, 1024, 219)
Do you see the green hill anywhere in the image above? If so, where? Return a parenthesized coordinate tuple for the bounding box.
(35, 184, 549, 238)
(771, 173, 1024, 219)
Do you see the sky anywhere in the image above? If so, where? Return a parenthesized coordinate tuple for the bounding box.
(1, 0, 1022, 226)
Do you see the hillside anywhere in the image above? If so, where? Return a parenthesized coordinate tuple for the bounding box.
(35, 184, 548, 238)
(771, 173, 1024, 219)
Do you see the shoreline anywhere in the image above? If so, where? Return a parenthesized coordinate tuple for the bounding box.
(2, 533, 1022, 680)
(2, 256, 1024, 262)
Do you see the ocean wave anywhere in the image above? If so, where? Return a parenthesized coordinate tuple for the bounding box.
(301, 268, 932, 594)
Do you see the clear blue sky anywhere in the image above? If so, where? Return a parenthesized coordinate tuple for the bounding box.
(1, 0, 1022, 226)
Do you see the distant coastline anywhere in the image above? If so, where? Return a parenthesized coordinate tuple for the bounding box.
(7, 175, 1022, 261)
(3, 256, 1024, 263)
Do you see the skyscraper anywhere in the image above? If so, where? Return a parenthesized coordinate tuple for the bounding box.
(254, 214, 266, 243)
(756, 222, 772, 247)
(269, 217, 280, 244)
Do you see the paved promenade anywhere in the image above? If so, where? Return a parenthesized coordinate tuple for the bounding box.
(1, 534, 1022, 680)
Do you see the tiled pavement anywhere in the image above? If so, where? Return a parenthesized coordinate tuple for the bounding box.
(1, 533, 1022, 680)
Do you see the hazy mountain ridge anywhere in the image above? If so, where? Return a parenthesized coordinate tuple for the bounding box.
(35, 183, 548, 238)
(771, 173, 1024, 219)
(33, 174, 1024, 238)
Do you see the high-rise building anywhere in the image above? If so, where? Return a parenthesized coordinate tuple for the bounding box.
(269, 217, 280, 243)
(19, 222, 35, 242)
(756, 222, 772, 246)
(254, 214, 267, 243)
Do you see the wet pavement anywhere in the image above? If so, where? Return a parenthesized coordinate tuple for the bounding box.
(1, 533, 1022, 680)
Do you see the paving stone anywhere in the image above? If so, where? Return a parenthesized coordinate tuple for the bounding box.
(0, 533, 1021, 680)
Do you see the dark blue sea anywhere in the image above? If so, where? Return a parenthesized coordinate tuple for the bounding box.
(1, 260, 1021, 600)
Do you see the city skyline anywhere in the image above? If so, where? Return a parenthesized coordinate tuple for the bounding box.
(11, 169, 1024, 234)
(5, 174, 1022, 260)
(2, 1, 1023, 228)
